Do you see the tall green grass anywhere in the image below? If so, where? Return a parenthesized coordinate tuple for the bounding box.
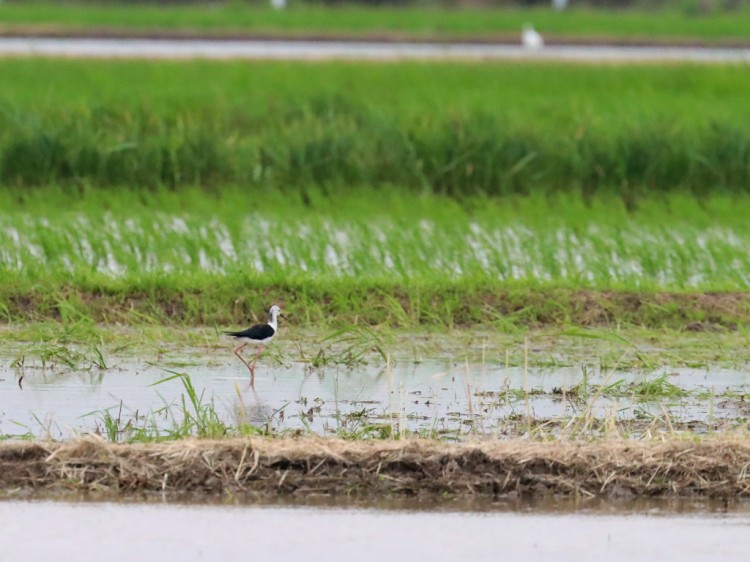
(2, 60, 750, 199)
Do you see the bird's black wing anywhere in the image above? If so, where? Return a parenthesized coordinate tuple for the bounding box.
(224, 323, 275, 339)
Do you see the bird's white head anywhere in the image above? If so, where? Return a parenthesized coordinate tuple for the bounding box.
(268, 305, 283, 323)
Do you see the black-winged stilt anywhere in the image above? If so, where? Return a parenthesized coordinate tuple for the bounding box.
(224, 305, 285, 384)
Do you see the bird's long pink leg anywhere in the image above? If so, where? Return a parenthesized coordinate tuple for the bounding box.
(250, 345, 264, 377)
(233, 343, 253, 374)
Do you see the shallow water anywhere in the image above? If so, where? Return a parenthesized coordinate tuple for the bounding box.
(1, 350, 749, 438)
(1, 37, 750, 64)
(2, 500, 750, 562)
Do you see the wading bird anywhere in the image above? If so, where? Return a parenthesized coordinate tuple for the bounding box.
(522, 24, 544, 49)
(224, 305, 286, 384)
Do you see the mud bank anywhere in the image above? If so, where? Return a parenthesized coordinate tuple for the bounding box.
(2, 436, 750, 500)
(3, 286, 750, 329)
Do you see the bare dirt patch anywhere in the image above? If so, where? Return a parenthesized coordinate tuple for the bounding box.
(2, 436, 750, 500)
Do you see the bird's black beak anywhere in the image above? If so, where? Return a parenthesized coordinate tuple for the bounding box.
(280, 313, 288, 322)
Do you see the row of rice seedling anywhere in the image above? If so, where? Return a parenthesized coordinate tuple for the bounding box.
(2, 189, 749, 290)
(4, 1, 750, 42)
(1, 60, 750, 199)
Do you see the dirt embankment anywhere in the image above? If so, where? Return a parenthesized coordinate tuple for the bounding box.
(4, 287, 750, 329)
(2, 436, 750, 500)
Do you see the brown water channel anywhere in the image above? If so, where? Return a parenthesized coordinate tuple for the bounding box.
(2, 351, 750, 438)
(2, 499, 750, 561)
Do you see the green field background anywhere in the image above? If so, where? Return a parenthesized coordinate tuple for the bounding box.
(2, 58, 750, 327)
(2, 59, 750, 200)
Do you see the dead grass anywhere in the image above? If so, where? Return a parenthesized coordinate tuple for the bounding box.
(2, 436, 750, 500)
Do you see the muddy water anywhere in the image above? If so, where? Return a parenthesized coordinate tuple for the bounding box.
(2, 500, 750, 561)
(2, 351, 749, 438)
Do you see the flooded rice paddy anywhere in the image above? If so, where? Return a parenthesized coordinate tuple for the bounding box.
(3, 211, 750, 286)
(2, 339, 749, 439)
(3, 499, 750, 561)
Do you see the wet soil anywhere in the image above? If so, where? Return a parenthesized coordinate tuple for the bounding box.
(2, 436, 750, 500)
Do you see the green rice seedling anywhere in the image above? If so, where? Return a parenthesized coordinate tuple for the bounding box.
(6, 189, 750, 293)
(628, 373, 688, 400)
(12, 330, 108, 371)
(563, 327, 658, 370)
(152, 371, 232, 439)
(100, 410, 121, 442)
(90, 338, 108, 370)
(0, 420, 35, 441)
(31, 342, 87, 370)
(316, 327, 388, 368)
(334, 407, 392, 440)
(95, 402, 128, 442)
(564, 365, 593, 401)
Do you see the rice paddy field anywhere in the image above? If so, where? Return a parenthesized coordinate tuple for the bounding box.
(2, 59, 750, 324)
(3, 1, 750, 44)
(3, 60, 750, 199)
(2, 189, 750, 326)
(3, 51, 750, 512)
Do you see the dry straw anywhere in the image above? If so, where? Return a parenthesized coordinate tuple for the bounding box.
(2, 435, 750, 499)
